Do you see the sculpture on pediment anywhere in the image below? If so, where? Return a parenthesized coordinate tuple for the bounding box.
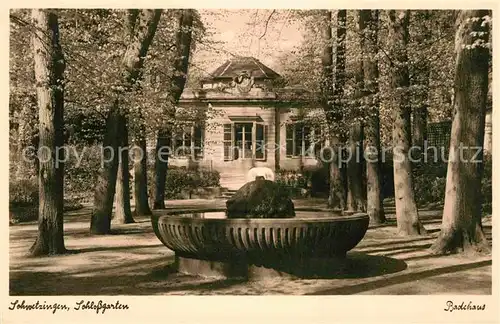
(214, 81, 228, 92)
(231, 70, 255, 93)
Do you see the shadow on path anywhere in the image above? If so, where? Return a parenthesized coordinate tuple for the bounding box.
(9, 252, 408, 295)
(73, 244, 163, 254)
(359, 243, 432, 255)
(259, 253, 408, 280)
(307, 259, 492, 295)
(358, 236, 435, 249)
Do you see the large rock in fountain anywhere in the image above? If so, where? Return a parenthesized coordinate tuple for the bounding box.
(226, 176, 295, 219)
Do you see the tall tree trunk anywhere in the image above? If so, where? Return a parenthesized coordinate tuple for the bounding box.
(332, 10, 347, 210)
(133, 120, 152, 216)
(346, 123, 366, 212)
(411, 10, 431, 158)
(90, 104, 121, 234)
(412, 98, 428, 152)
(154, 9, 194, 209)
(29, 9, 66, 256)
(328, 153, 346, 210)
(90, 9, 162, 234)
(321, 9, 347, 210)
(114, 115, 134, 223)
(333, 9, 346, 115)
(359, 10, 385, 223)
(430, 10, 491, 255)
(153, 130, 170, 209)
(346, 13, 367, 213)
(389, 10, 427, 236)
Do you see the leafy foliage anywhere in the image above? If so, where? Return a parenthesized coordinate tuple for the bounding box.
(64, 145, 103, 202)
(275, 168, 330, 198)
(273, 10, 463, 146)
(412, 156, 492, 215)
(9, 176, 83, 224)
(481, 155, 492, 215)
(147, 165, 220, 200)
(10, 9, 208, 145)
(9, 178, 39, 208)
(412, 161, 448, 207)
(8, 9, 493, 218)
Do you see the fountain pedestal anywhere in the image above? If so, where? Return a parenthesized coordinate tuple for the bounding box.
(175, 254, 350, 279)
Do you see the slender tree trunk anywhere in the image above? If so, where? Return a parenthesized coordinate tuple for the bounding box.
(333, 9, 346, 113)
(153, 130, 170, 209)
(365, 109, 385, 223)
(321, 10, 347, 210)
(411, 10, 431, 157)
(389, 10, 427, 236)
(328, 146, 346, 210)
(412, 100, 428, 151)
(90, 104, 121, 234)
(154, 9, 194, 209)
(346, 13, 367, 213)
(29, 9, 66, 256)
(331, 10, 347, 210)
(359, 10, 385, 223)
(133, 121, 152, 215)
(90, 9, 162, 234)
(319, 9, 334, 110)
(346, 123, 366, 212)
(114, 115, 134, 223)
(430, 10, 491, 255)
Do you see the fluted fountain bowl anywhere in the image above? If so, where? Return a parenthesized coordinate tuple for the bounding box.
(151, 209, 369, 279)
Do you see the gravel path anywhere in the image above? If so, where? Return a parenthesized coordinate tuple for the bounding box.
(9, 199, 492, 295)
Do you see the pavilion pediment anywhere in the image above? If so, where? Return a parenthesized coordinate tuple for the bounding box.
(180, 87, 277, 102)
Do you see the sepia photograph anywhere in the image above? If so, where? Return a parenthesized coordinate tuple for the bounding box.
(7, 6, 494, 306)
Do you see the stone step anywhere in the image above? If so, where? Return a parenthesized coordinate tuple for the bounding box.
(219, 171, 247, 191)
(215, 188, 239, 199)
(223, 184, 245, 191)
(220, 178, 246, 190)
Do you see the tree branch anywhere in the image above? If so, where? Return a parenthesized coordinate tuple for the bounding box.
(259, 9, 276, 40)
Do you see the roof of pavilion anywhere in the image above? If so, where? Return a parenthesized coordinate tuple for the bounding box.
(203, 56, 281, 80)
(180, 56, 318, 104)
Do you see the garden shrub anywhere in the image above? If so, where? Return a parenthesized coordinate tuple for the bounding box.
(9, 176, 84, 224)
(413, 173, 447, 207)
(9, 177, 38, 208)
(64, 145, 101, 202)
(482, 155, 492, 215)
(412, 160, 448, 207)
(412, 155, 492, 215)
(275, 168, 329, 198)
(9, 145, 101, 205)
(275, 170, 308, 189)
(275, 170, 308, 197)
(147, 165, 220, 200)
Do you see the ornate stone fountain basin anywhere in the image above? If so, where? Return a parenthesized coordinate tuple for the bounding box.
(152, 209, 369, 279)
